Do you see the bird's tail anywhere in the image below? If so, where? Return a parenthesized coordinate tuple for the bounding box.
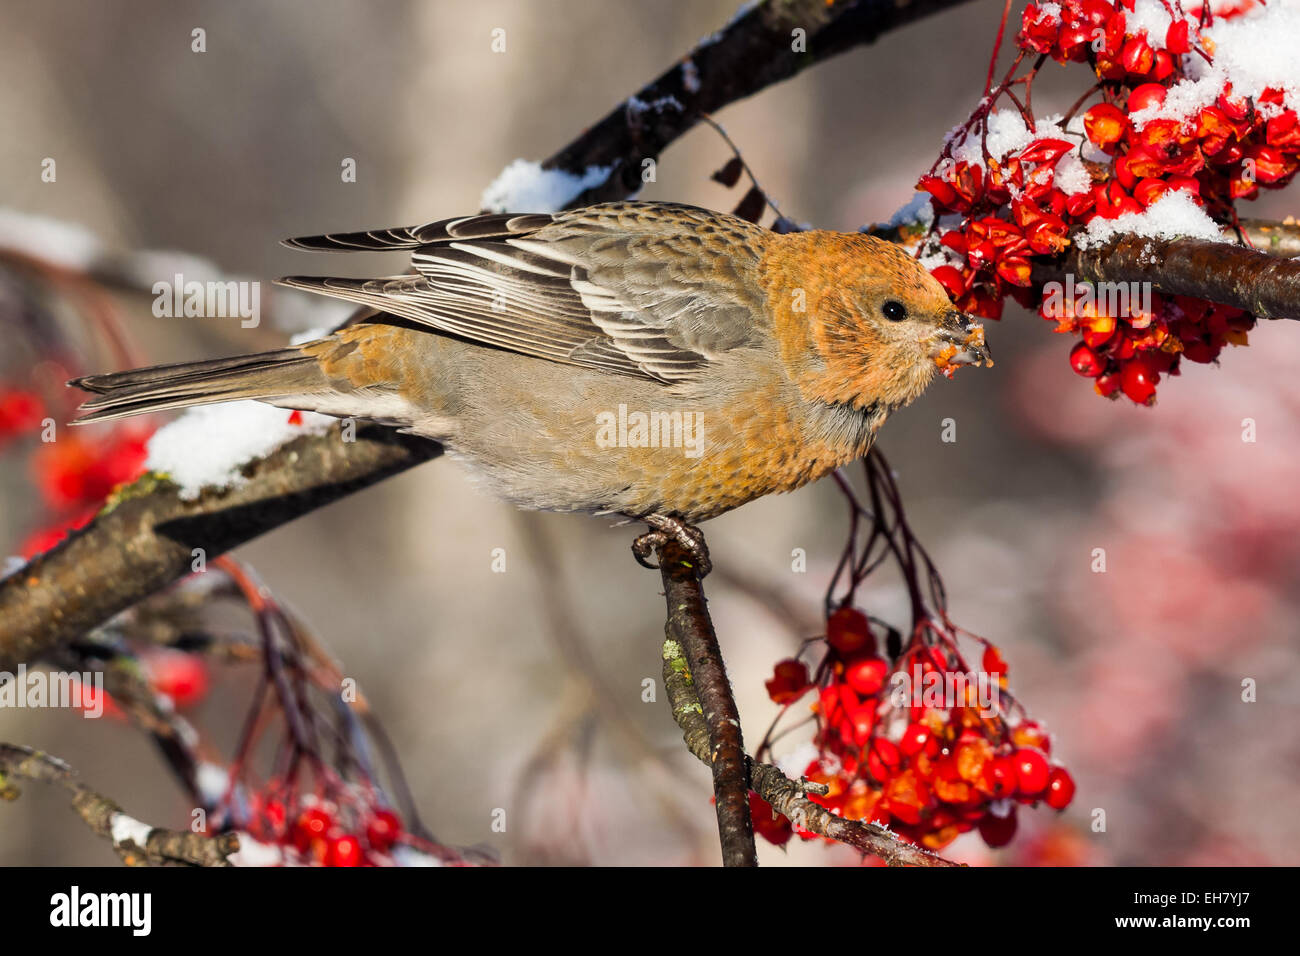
(69, 348, 328, 425)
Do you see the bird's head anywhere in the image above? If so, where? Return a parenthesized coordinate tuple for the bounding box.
(764, 232, 992, 412)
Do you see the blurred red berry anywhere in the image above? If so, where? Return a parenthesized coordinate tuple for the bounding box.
(1013, 748, 1051, 795)
(293, 806, 334, 852)
(765, 658, 811, 705)
(845, 656, 888, 696)
(1045, 767, 1077, 809)
(364, 809, 403, 853)
(143, 648, 210, 708)
(979, 808, 1018, 847)
(826, 606, 874, 656)
(0, 388, 44, 443)
(328, 834, 364, 867)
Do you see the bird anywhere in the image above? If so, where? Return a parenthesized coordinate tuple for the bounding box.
(69, 201, 991, 573)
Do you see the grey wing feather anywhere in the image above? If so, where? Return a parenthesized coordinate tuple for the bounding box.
(277, 201, 769, 383)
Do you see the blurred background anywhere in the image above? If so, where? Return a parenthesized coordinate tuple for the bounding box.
(1, 0, 1296, 865)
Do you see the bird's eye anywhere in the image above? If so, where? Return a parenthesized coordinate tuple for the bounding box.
(881, 300, 908, 322)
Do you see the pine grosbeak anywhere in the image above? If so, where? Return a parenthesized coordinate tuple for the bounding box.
(71, 201, 991, 569)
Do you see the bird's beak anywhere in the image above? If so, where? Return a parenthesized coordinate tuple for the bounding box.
(930, 311, 993, 372)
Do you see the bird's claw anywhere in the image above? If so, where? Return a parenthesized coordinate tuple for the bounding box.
(632, 515, 712, 577)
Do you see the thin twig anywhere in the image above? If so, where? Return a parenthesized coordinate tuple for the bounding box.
(653, 538, 756, 867)
(0, 744, 239, 866)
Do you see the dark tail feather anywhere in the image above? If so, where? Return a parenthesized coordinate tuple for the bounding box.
(69, 348, 326, 424)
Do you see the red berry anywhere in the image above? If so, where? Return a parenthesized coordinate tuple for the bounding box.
(1164, 175, 1200, 198)
(1165, 19, 1191, 55)
(1245, 144, 1288, 184)
(293, 806, 333, 852)
(143, 649, 210, 708)
(1069, 342, 1105, 378)
(827, 607, 874, 656)
(0, 388, 44, 439)
(981, 645, 1008, 676)
(845, 656, 888, 697)
(1121, 37, 1154, 76)
(978, 808, 1018, 848)
(365, 809, 402, 852)
(982, 755, 1018, 798)
(1120, 355, 1160, 404)
(1080, 0, 1115, 27)
(1094, 370, 1122, 398)
(883, 770, 931, 826)
(899, 722, 931, 758)
(868, 737, 902, 783)
(1133, 177, 1168, 207)
(765, 658, 811, 705)
(1127, 83, 1166, 114)
(1083, 103, 1128, 150)
(848, 704, 877, 746)
(1045, 767, 1077, 809)
(1012, 721, 1052, 755)
(750, 792, 793, 846)
(1013, 748, 1051, 795)
(328, 834, 364, 867)
(930, 264, 966, 299)
(1151, 49, 1174, 81)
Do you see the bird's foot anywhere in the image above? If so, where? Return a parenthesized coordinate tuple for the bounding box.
(632, 514, 712, 577)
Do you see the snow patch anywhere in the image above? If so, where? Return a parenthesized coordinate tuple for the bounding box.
(392, 845, 445, 867)
(109, 812, 154, 848)
(196, 762, 231, 805)
(775, 740, 821, 780)
(950, 110, 1093, 196)
(1132, 3, 1300, 129)
(480, 159, 612, 213)
(884, 191, 936, 229)
(0, 208, 104, 270)
(229, 834, 285, 867)
(145, 401, 335, 500)
(1127, 0, 1178, 46)
(1078, 189, 1224, 248)
(680, 58, 701, 94)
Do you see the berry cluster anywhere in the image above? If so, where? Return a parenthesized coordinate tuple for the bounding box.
(916, 0, 1286, 404)
(760, 606, 1075, 853)
(0, 378, 153, 556)
(245, 794, 407, 867)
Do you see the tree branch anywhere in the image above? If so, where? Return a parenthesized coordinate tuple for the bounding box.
(1034, 232, 1300, 320)
(545, 0, 977, 206)
(655, 539, 755, 867)
(0, 744, 239, 866)
(0, 424, 440, 669)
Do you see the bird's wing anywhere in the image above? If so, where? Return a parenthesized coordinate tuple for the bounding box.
(277, 202, 770, 383)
